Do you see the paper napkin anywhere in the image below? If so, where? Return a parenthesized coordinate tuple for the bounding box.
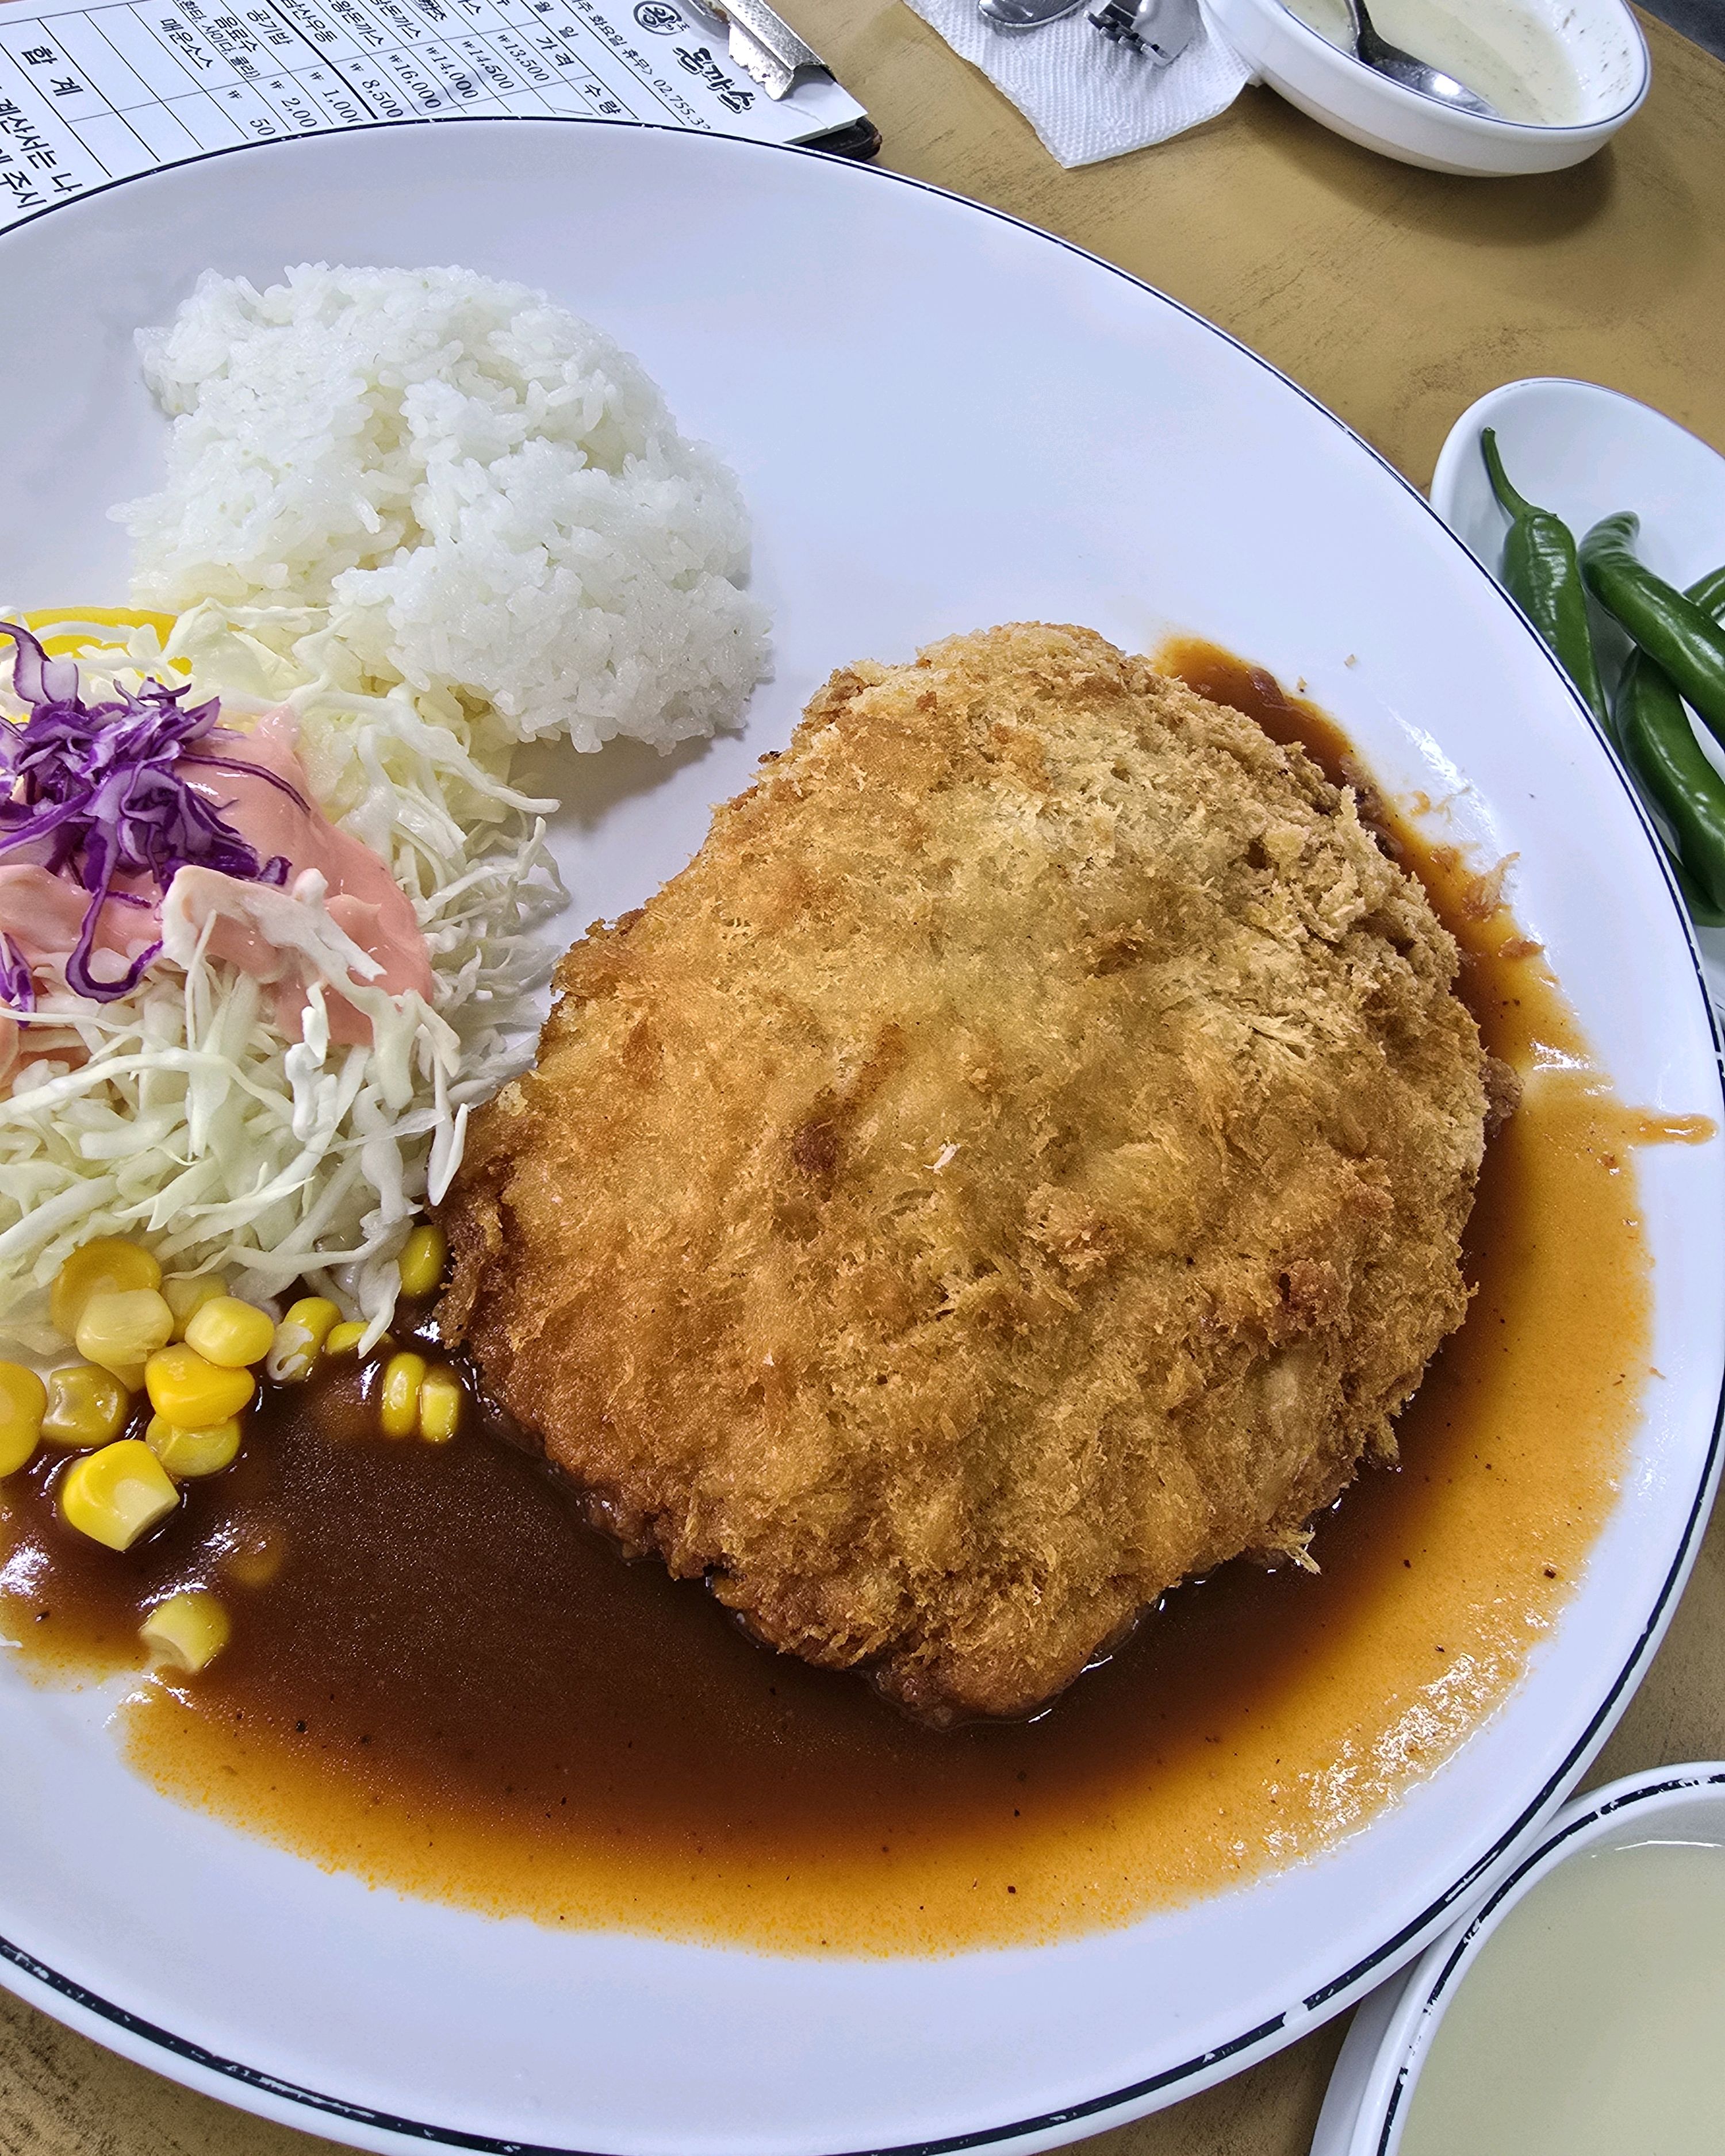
(903, 0, 1255, 166)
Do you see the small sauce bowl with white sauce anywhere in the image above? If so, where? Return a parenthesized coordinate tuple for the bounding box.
(1207, 0, 1649, 174)
(1313, 1763, 1725, 2156)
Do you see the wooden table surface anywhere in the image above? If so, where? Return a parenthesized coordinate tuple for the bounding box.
(5, 16, 1724, 2153)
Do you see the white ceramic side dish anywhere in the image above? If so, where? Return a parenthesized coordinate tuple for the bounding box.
(1430, 375, 1725, 1008)
(1311, 1763, 1725, 2156)
(1208, 0, 1649, 174)
(0, 121, 1721, 2156)
(1431, 378, 1725, 589)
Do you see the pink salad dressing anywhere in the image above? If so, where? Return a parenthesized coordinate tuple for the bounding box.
(0, 708, 432, 1075)
(0, 863, 159, 1087)
(182, 710, 433, 1045)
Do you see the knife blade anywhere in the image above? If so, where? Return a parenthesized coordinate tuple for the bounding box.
(702, 0, 827, 98)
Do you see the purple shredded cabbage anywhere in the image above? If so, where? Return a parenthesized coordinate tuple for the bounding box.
(0, 932, 33, 1014)
(0, 622, 292, 1004)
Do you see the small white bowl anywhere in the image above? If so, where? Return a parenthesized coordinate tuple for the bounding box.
(1208, 0, 1649, 175)
(1430, 377, 1725, 592)
(1430, 376, 1725, 1008)
(1312, 1763, 1725, 2155)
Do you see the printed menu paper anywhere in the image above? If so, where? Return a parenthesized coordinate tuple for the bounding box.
(0, 0, 867, 231)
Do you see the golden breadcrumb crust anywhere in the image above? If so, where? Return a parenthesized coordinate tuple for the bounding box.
(440, 623, 1489, 1721)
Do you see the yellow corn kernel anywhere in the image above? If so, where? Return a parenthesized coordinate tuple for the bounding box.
(145, 1413, 241, 1479)
(145, 1344, 255, 1429)
(0, 1361, 47, 1476)
(326, 1321, 390, 1357)
(40, 1364, 129, 1449)
(417, 1366, 463, 1444)
(163, 1273, 227, 1340)
(59, 1438, 179, 1551)
(378, 1352, 427, 1438)
(183, 1295, 275, 1371)
(140, 1590, 230, 1673)
(398, 1223, 447, 1301)
(74, 1286, 174, 1384)
(51, 1237, 161, 1341)
(267, 1296, 340, 1383)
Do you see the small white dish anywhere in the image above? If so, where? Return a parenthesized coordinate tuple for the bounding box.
(1208, 0, 1649, 174)
(1430, 378, 1725, 593)
(1310, 1762, 1725, 2156)
(1430, 376, 1725, 1007)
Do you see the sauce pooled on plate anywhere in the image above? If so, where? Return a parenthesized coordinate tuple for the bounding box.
(0, 643, 1678, 1954)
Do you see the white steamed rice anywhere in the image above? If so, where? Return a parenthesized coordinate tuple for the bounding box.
(118, 262, 769, 755)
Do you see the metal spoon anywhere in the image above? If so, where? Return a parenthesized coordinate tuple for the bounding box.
(977, 0, 1086, 28)
(1339, 0, 1498, 116)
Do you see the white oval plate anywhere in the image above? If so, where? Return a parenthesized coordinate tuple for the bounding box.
(1429, 375, 1725, 1010)
(0, 119, 1721, 2156)
(1430, 376, 1725, 608)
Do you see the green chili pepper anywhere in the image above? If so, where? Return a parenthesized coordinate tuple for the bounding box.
(1581, 513, 1725, 751)
(1613, 562, 1725, 926)
(1616, 653, 1725, 919)
(1480, 429, 1609, 730)
(1667, 857, 1725, 927)
(1670, 860, 1723, 927)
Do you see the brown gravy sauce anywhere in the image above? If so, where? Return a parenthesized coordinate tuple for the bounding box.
(0, 642, 1667, 1955)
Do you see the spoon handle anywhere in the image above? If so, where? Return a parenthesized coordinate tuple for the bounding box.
(977, 0, 1085, 27)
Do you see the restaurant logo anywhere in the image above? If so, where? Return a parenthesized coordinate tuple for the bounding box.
(633, 3, 685, 29)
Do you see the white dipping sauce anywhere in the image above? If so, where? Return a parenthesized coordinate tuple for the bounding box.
(1399, 1838, 1725, 2156)
(1283, 0, 1582, 122)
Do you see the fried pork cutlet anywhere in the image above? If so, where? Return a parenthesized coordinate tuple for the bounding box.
(439, 623, 1490, 1723)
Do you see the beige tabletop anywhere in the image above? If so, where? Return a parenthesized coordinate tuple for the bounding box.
(5, 14, 1725, 2153)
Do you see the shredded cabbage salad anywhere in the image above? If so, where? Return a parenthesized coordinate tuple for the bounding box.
(0, 603, 565, 1355)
